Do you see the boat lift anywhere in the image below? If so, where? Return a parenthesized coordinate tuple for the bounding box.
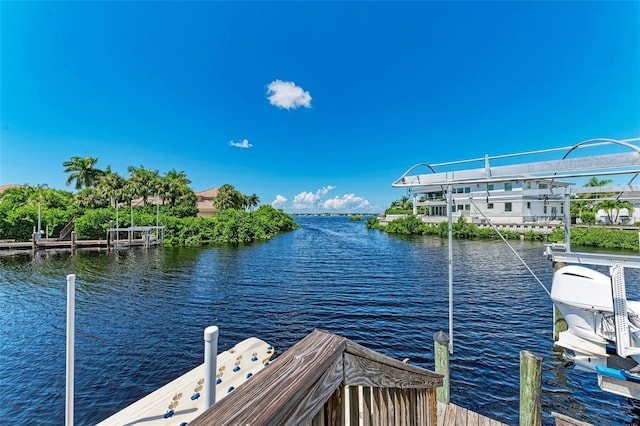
(392, 137, 640, 398)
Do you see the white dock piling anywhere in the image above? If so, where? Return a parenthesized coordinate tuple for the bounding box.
(204, 326, 219, 410)
(66, 274, 76, 426)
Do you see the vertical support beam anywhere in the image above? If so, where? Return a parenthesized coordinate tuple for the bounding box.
(108, 220, 113, 252)
(347, 386, 359, 426)
(362, 387, 372, 426)
(520, 350, 542, 426)
(563, 188, 571, 252)
(70, 231, 76, 253)
(447, 185, 454, 353)
(66, 274, 76, 426)
(434, 331, 450, 404)
(204, 326, 219, 410)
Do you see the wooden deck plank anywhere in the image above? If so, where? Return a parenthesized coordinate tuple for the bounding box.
(437, 401, 446, 426)
(437, 402, 508, 426)
(479, 412, 492, 426)
(455, 404, 467, 425)
(190, 330, 346, 425)
(467, 408, 479, 426)
(443, 403, 457, 426)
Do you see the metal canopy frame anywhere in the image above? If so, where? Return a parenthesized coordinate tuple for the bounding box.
(393, 139, 640, 190)
(392, 137, 640, 352)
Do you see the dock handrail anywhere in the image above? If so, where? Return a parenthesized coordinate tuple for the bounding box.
(190, 329, 443, 425)
(57, 220, 75, 241)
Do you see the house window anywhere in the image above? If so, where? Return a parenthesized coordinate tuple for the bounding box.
(526, 182, 531, 189)
(505, 183, 513, 191)
(505, 202, 512, 212)
(487, 203, 494, 209)
(526, 202, 531, 209)
(464, 187, 471, 193)
(543, 205, 548, 214)
(561, 206, 564, 214)
(488, 184, 494, 191)
(465, 204, 470, 210)
(539, 183, 548, 189)
(457, 205, 463, 211)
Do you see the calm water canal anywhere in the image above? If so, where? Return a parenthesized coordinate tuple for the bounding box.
(1, 216, 639, 425)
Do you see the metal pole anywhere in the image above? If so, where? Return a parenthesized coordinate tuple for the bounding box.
(564, 188, 571, 252)
(447, 185, 454, 353)
(204, 326, 219, 410)
(66, 274, 76, 426)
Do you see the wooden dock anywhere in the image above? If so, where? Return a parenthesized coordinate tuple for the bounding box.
(0, 239, 106, 250)
(188, 329, 510, 426)
(0, 225, 165, 255)
(0, 238, 160, 254)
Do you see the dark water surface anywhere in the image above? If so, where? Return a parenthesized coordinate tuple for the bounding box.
(1, 216, 639, 425)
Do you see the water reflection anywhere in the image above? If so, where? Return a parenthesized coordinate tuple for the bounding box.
(0, 217, 638, 424)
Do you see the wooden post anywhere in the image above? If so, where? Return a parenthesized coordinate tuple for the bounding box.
(107, 220, 113, 252)
(434, 331, 450, 404)
(70, 231, 76, 253)
(32, 232, 37, 253)
(520, 350, 542, 426)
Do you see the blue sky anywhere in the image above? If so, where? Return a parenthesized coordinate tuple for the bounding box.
(1, 1, 639, 213)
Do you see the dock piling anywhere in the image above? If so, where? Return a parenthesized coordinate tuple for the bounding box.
(204, 326, 219, 410)
(434, 330, 450, 404)
(520, 350, 542, 426)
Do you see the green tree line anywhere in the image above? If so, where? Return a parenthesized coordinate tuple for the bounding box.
(372, 188, 639, 249)
(0, 156, 297, 244)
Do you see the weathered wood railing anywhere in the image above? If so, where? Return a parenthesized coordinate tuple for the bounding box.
(190, 329, 443, 425)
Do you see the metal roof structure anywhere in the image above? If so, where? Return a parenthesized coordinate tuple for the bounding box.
(392, 138, 640, 199)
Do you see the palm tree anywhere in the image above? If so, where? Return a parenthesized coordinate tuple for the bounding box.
(246, 193, 260, 212)
(127, 165, 160, 205)
(595, 199, 634, 225)
(391, 196, 412, 211)
(63, 156, 103, 190)
(160, 169, 192, 206)
(213, 184, 244, 210)
(584, 177, 613, 188)
(96, 168, 126, 208)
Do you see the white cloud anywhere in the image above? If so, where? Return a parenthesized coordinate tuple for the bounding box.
(292, 186, 336, 209)
(322, 194, 371, 210)
(267, 80, 312, 110)
(271, 195, 287, 208)
(229, 139, 253, 149)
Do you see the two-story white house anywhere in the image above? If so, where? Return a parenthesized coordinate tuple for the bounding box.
(409, 178, 570, 225)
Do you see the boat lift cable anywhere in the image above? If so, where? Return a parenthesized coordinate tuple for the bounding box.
(468, 198, 552, 297)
